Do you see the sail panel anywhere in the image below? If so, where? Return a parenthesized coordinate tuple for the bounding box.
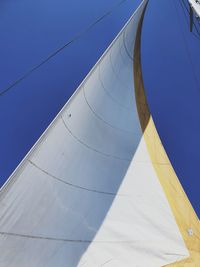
(0, 1, 191, 266)
(189, 0, 200, 17)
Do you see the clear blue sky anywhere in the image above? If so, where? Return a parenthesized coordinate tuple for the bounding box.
(142, 0, 200, 217)
(0, 0, 199, 216)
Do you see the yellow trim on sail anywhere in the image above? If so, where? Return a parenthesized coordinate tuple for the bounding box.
(134, 7, 200, 266)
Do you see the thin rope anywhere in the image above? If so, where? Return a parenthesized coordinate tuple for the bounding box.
(0, 0, 128, 97)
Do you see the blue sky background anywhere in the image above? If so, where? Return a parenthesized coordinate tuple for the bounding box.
(0, 0, 199, 216)
(142, 0, 200, 217)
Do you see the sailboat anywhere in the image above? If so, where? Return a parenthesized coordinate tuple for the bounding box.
(0, 0, 199, 266)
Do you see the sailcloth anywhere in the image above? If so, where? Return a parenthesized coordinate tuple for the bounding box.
(0, 0, 199, 266)
(189, 0, 200, 17)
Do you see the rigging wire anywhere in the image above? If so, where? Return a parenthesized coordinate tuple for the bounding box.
(170, 0, 200, 94)
(0, 0, 128, 97)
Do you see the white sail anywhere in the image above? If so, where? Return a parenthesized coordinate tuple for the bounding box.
(0, 1, 192, 266)
(189, 0, 200, 17)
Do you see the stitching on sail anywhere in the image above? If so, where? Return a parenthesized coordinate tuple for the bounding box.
(61, 116, 131, 161)
(109, 52, 131, 90)
(123, 29, 134, 60)
(0, 231, 156, 244)
(98, 65, 131, 110)
(118, 34, 133, 67)
(82, 86, 136, 134)
(28, 160, 125, 196)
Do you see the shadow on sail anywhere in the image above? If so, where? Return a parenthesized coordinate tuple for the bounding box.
(0, 0, 199, 266)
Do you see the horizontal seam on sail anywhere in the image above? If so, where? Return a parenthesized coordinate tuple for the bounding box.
(123, 30, 134, 61)
(0, 231, 171, 244)
(109, 52, 132, 90)
(0, 231, 92, 243)
(82, 86, 136, 134)
(119, 45, 132, 70)
(119, 36, 134, 70)
(98, 65, 132, 110)
(117, 34, 134, 72)
(61, 116, 131, 161)
(28, 160, 125, 196)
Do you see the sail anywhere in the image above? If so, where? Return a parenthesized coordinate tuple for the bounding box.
(0, 0, 199, 266)
(189, 0, 200, 17)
